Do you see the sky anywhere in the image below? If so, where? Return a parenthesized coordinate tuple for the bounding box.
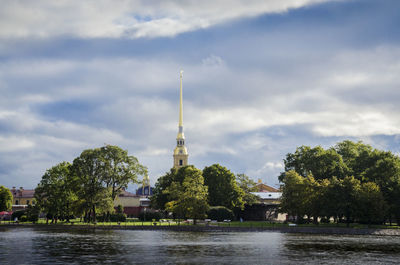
(1, 0, 400, 191)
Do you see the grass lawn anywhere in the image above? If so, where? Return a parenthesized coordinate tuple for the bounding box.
(1, 218, 399, 229)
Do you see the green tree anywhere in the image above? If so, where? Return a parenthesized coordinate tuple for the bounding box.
(151, 166, 199, 210)
(390, 181, 400, 224)
(280, 140, 400, 225)
(302, 175, 322, 223)
(207, 206, 234, 221)
(0, 186, 12, 211)
(236, 174, 258, 206)
(334, 140, 372, 177)
(71, 148, 113, 223)
(151, 167, 178, 210)
(279, 170, 307, 222)
(164, 166, 209, 223)
(35, 162, 76, 223)
(99, 145, 147, 201)
(335, 140, 400, 222)
(321, 177, 341, 222)
(356, 182, 386, 224)
(203, 164, 244, 210)
(337, 176, 361, 226)
(280, 145, 347, 181)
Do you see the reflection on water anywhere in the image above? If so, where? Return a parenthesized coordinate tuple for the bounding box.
(0, 227, 400, 264)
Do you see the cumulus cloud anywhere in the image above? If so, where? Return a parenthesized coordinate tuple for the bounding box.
(1, 0, 400, 190)
(0, 0, 334, 39)
(1, 43, 400, 187)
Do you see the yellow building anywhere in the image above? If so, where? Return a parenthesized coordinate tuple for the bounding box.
(173, 70, 189, 168)
(113, 189, 151, 216)
(10, 187, 35, 211)
(113, 190, 141, 208)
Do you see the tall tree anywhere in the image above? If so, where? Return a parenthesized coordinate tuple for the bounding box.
(356, 182, 386, 224)
(0, 186, 12, 211)
(280, 145, 347, 181)
(279, 170, 307, 222)
(236, 174, 258, 206)
(164, 166, 209, 223)
(35, 162, 76, 223)
(336, 176, 361, 226)
(99, 145, 147, 201)
(152, 165, 199, 210)
(71, 148, 113, 223)
(151, 167, 178, 210)
(203, 164, 244, 210)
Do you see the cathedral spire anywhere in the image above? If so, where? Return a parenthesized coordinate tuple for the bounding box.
(173, 70, 188, 168)
(179, 70, 183, 129)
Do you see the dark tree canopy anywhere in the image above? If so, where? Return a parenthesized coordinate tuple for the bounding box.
(279, 140, 399, 224)
(99, 145, 147, 201)
(34, 145, 146, 223)
(203, 164, 244, 210)
(236, 173, 258, 206)
(0, 185, 12, 211)
(35, 162, 75, 222)
(164, 166, 209, 222)
(280, 145, 347, 181)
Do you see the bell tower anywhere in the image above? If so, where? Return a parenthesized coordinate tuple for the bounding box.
(173, 70, 188, 168)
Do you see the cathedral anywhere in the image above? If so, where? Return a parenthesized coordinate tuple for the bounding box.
(173, 70, 189, 168)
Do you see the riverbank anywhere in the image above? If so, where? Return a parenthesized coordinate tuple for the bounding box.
(2, 223, 400, 236)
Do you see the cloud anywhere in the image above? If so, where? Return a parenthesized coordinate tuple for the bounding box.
(1, 0, 400, 190)
(0, 0, 335, 39)
(1, 45, 400, 186)
(0, 136, 35, 152)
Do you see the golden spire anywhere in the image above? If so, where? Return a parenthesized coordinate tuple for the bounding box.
(179, 70, 183, 128)
(173, 70, 188, 168)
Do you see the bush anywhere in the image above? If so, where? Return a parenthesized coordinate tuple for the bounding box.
(207, 206, 234, 222)
(116, 205, 123, 214)
(25, 205, 40, 223)
(20, 215, 28, 222)
(28, 214, 39, 222)
(11, 210, 26, 220)
(110, 213, 126, 222)
(138, 211, 163, 221)
(97, 213, 127, 222)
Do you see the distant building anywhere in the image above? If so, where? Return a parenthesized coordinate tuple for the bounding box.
(241, 180, 286, 221)
(254, 181, 280, 192)
(251, 179, 282, 206)
(113, 190, 150, 217)
(136, 175, 154, 196)
(10, 187, 35, 212)
(8, 186, 150, 217)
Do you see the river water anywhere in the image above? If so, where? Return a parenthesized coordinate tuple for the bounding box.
(1, 227, 400, 264)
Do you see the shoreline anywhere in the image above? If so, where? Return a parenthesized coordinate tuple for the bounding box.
(1, 223, 400, 236)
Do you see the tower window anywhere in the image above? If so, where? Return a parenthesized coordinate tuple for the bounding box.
(15, 200, 19, 205)
(179, 160, 183, 166)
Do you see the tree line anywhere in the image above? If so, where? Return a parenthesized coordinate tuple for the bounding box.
(279, 140, 400, 225)
(0, 185, 13, 212)
(151, 164, 258, 223)
(34, 145, 147, 223)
